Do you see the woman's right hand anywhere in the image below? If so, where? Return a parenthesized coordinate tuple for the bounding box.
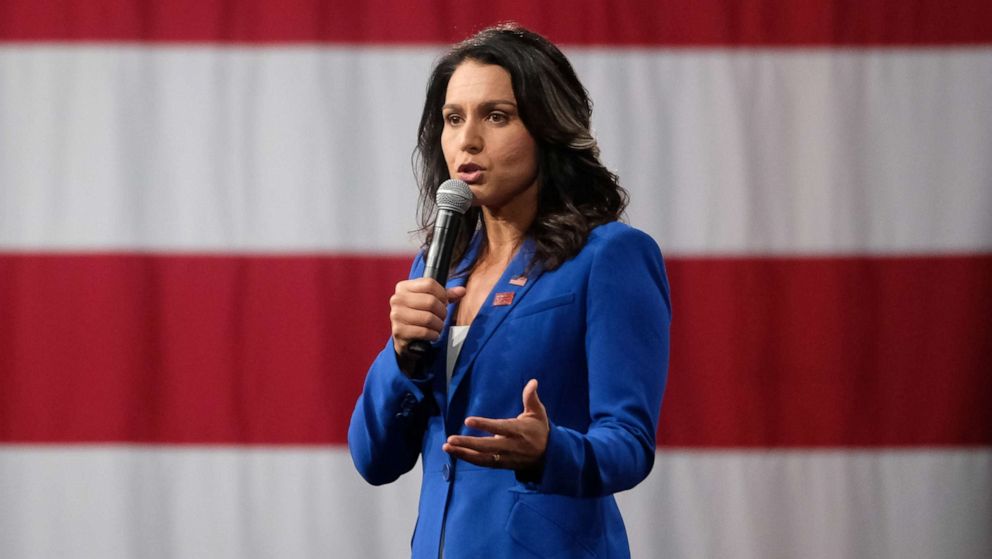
(389, 278, 466, 370)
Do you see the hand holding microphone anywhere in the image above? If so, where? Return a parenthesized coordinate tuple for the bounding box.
(389, 180, 473, 373)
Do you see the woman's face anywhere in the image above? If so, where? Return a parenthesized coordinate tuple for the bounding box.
(441, 61, 539, 214)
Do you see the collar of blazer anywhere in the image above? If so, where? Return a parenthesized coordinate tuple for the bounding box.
(438, 232, 546, 416)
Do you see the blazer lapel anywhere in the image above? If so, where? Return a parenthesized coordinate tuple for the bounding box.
(447, 237, 545, 408)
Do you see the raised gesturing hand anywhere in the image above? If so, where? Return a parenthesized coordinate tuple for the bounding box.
(443, 379, 550, 471)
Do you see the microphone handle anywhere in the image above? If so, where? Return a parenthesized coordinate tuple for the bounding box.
(407, 210, 459, 358)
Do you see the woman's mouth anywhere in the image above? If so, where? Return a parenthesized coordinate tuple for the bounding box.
(457, 163, 484, 184)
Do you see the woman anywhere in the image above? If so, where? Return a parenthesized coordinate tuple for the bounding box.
(349, 24, 671, 558)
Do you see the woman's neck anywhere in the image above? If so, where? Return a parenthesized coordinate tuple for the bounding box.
(479, 187, 538, 264)
(482, 222, 524, 261)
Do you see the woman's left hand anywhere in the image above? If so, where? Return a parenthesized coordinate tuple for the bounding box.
(443, 379, 550, 471)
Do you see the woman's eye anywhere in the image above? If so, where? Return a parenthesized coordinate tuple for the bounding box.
(444, 114, 462, 125)
(488, 112, 508, 124)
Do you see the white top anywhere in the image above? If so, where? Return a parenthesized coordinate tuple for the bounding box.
(446, 325, 470, 388)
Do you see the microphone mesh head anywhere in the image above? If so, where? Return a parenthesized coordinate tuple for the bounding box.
(435, 179, 474, 215)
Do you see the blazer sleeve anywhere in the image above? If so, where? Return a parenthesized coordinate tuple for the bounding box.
(525, 226, 672, 498)
(348, 253, 436, 486)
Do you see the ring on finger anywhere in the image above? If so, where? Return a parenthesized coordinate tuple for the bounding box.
(492, 452, 501, 464)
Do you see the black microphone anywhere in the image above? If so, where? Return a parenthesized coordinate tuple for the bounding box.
(407, 179, 474, 358)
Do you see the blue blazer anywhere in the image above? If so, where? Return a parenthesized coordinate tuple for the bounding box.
(349, 221, 671, 558)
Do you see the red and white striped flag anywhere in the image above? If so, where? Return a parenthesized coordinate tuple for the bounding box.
(2, 2, 990, 557)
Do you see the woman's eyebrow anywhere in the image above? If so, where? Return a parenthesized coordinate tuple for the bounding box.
(442, 99, 517, 111)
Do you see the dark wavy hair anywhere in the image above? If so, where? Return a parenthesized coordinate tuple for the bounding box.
(415, 23, 627, 272)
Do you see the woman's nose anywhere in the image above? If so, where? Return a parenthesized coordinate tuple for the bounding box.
(459, 119, 483, 153)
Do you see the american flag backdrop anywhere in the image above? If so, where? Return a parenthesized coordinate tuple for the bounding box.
(1, 2, 991, 558)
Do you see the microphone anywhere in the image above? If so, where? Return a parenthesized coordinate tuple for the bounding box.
(407, 179, 474, 358)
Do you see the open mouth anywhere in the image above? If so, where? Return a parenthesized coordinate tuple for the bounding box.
(457, 163, 484, 183)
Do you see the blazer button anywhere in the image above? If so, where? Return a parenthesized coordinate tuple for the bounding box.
(397, 393, 416, 416)
(442, 463, 453, 481)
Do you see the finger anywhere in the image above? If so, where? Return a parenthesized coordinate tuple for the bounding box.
(522, 379, 546, 418)
(399, 278, 448, 300)
(391, 291, 447, 318)
(445, 434, 510, 454)
(442, 443, 506, 469)
(446, 286, 467, 302)
(390, 307, 444, 336)
(393, 326, 441, 347)
(464, 416, 517, 437)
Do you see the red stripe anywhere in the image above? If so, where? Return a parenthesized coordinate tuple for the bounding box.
(661, 255, 992, 448)
(0, 253, 409, 446)
(0, 253, 990, 447)
(2, 1, 991, 46)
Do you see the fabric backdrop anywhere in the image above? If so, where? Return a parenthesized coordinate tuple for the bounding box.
(1, 1, 991, 558)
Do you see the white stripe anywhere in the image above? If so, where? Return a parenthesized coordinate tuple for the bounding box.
(1, 46, 991, 254)
(1, 446, 988, 559)
(619, 449, 992, 559)
(0, 445, 422, 558)
(579, 48, 992, 255)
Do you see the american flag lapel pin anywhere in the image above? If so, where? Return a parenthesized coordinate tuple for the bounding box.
(509, 275, 527, 286)
(493, 292, 515, 306)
